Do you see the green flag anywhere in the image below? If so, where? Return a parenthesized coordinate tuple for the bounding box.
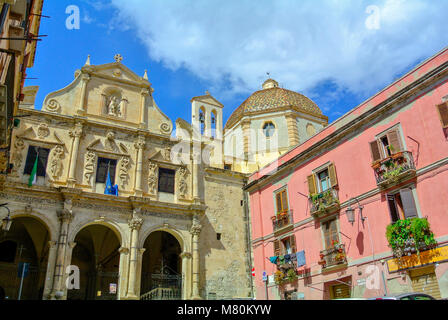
(28, 152, 38, 187)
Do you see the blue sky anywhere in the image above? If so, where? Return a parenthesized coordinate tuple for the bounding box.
(27, 0, 448, 126)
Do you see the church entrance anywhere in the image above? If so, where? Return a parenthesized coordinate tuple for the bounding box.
(0, 217, 50, 300)
(67, 224, 120, 300)
(140, 231, 182, 300)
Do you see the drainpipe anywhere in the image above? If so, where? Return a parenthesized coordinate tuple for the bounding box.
(243, 186, 255, 299)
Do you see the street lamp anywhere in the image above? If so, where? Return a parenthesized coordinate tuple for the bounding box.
(345, 198, 364, 225)
(1, 203, 12, 232)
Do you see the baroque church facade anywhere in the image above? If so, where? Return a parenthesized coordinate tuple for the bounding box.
(0, 55, 327, 300)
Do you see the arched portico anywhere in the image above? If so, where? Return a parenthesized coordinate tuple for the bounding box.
(67, 223, 122, 300)
(0, 215, 52, 300)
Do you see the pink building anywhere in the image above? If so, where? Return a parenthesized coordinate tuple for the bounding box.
(245, 47, 448, 300)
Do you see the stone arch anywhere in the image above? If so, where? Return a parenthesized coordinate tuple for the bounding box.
(199, 106, 206, 135)
(101, 86, 126, 117)
(8, 210, 57, 242)
(68, 218, 126, 248)
(306, 122, 316, 137)
(139, 224, 188, 253)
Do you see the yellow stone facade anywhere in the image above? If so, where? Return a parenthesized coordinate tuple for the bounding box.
(0, 57, 252, 300)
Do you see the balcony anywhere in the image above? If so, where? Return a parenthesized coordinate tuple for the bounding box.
(309, 188, 340, 218)
(372, 151, 416, 188)
(271, 210, 294, 235)
(318, 243, 347, 271)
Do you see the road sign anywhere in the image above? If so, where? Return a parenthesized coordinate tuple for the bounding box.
(262, 271, 267, 282)
(109, 283, 117, 294)
(251, 267, 255, 277)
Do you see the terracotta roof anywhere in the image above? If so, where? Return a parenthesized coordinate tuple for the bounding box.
(225, 85, 324, 130)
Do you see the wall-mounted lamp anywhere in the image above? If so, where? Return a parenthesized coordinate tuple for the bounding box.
(346, 198, 364, 225)
(1, 203, 12, 232)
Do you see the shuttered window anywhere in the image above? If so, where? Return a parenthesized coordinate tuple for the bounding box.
(370, 128, 404, 161)
(323, 219, 339, 249)
(387, 188, 419, 222)
(399, 188, 418, 219)
(274, 235, 297, 256)
(307, 174, 317, 195)
(158, 167, 175, 194)
(23, 146, 50, 177)
(436, 102, 448, 128)
(275, 189, 288, 213)
(273, 240, 281, 256)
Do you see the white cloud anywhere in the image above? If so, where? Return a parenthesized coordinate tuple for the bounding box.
(109, 0, 448, 98)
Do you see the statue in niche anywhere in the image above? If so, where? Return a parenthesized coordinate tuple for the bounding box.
(178, 166, 189, 199)
(49, 145, 64, 179)
(147, 161, 158, 195)
(107, 96, 120, 116)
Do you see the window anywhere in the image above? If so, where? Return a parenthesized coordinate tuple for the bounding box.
(95, 157, 117, 184)
(370, 128, 403, 162)
(0, 4, 9, 34)
(307, 163, 338, 195)
(224, 164, 232, 170)
(322, 218, 339, 250)
(263, 122, 275, 138)
(158, 167, 175, 193)
(273, 235, 296, 256)
(24, 146, 50, 177)
(306, 123, 316, 137)
(317, 169, 330, 192)
(275, 189, 289, 214)
(387, 188, 418, 222)
(436, 102, 448, 128)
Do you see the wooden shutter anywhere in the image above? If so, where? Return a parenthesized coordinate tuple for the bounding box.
(369, 140, 382, 162)
(436, 102, 448, 128)
(328, 163, 338, 188)
(323, 221, 331, 249)
(399, 188, 418, 219)
(386, 129, 403, 154)
(281, 190, 288, 212)
(329, 219, 339, 246)
(36, 148, 50, 177)
(307, 174, 317, 195)
(410, 267, 442, 299)
(387, 194, 400, 222)
(289, 235, 297, 254)
(273, 240, 281, 256)
(23, 146, 37, 175)
(276, 192, 282, 214)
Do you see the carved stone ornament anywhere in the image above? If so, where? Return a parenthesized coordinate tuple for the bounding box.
(160, 122, 171, 134)
(178, 166, 189, 199)
(134, 135, 145, 150)
(69, 124, 83, 138)
(119, 157, 130, 188)
(37, 123, 50, 138)
(49, 145, 65, 179)
(190, 214, 202, 236)
(106, 95, 127, 117)
(105, 131, 117, 151)
(147, 161, 158, 195)
(84, 151, 96, 185)
(45, 99, 61, 112)
(163, 147, 171, 161)
(128, 217, 143, 230)
(11, 137, 25, 175)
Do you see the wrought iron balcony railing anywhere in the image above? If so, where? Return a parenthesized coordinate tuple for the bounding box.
(271, 210, 293, 233)
(372, 151, 416, 187)
(309, 187, 340, 217)
(318, 243, 347, 269)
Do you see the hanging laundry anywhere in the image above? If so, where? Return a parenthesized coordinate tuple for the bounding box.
(284, 254, 291, 263)
(269, 256, 278, 264)
(296, 250, 306, 267)
(278, 255, 285, 265)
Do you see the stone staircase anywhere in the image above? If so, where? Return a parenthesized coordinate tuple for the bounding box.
(140, 287, 181, 300)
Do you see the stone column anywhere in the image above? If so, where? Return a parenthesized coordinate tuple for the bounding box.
(118, 247, 129, 300)
(42, 241, 58, 300)
(191, 144, 201, 202)
(180, 252, 192, 300)
(77, 73, 90, 115)
(126, 215, 143, 300)
(285, 113, 299, 146)
(140, 89, 150, 128)
(67, 122, 83, 187)
(49, 207, 74, 300)
(190, 214, 202, 299)
(134, 135, 145, 197)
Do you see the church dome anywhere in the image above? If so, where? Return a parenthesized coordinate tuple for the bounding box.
(225, 79, 325, 130)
